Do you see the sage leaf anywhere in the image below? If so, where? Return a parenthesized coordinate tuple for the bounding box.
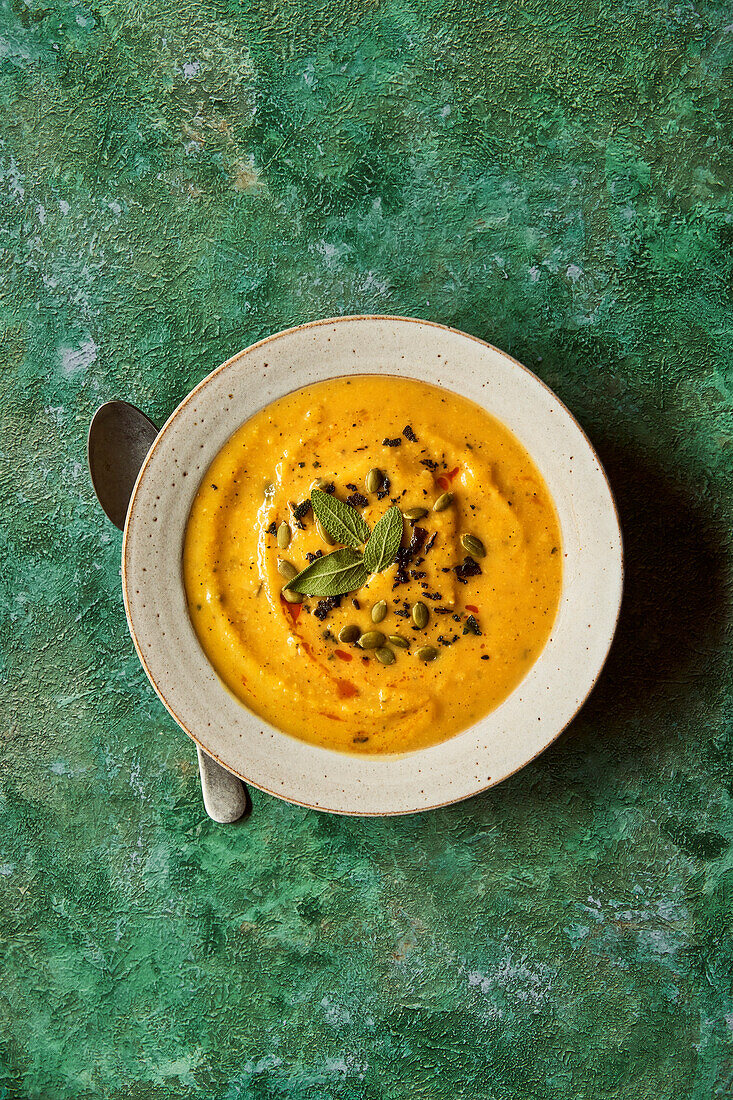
(311, 489, 370, 549)
(284, 548, 370, 597)
(363, 505, 404, 574)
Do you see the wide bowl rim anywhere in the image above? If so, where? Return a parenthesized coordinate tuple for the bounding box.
(122, 314, 624, 815)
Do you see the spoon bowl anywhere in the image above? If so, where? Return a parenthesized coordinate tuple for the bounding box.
(88, 401, 158, 531)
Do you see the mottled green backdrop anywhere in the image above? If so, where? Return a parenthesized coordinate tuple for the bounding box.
(1, 0, 732, 1096)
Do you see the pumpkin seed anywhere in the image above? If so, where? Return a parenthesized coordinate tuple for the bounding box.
(376, 646, 395, 665)
(415, 645, 439, 662)
(403, 507, 428, 522)
(358, 630, 386, 649)
(338, 624, 361, 644)
(433, 491, 454, 512)
(316, 519, 336, 545)
(365, 467, 383, 494)
(388, 634, 410, 649)
(371, 600, 388, 623)
(281, 587, 303, 604)
(277, 559, 298, 581)
(461, 533, 486, 557)
(412, 601, 429, 629)
(277, 522, 291, 549)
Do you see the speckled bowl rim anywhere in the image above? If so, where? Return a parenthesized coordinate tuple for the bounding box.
(122, 315, 623, 815)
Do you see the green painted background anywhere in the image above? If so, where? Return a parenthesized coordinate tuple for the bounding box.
(1, 0, 732, 1096)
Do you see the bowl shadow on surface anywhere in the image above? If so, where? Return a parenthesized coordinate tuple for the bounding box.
(460, 433, 730, 814)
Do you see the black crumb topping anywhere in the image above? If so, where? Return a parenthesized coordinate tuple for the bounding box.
(347, 492, 368, 507)
(305, 550, 324, 563)
(454, 555, 482, 584)
(314, 595, 342, 621)
(352, 598, 360, 609)
(323, 482, 336, 494)
(393, 526, 428, 588)
(411, 570, 427, 579)
(298, 462, 306, 468)
(481, 654, 490, 660)
(290, 500, 311, 528)
(403, 425, 418, 442)
(393, 608, 410, 617)
(382, 437, 402, 447)
(211, 483, 218, 490)
(423, 592, 443, 601)
(434, 607, 453, 615)
(420, 458, 439, 471)
(346, 483, 358, 491)
(412, 526, 429, 553)
(424, 533, 437, 553)
(463, 614, 482, 635)
(377, 475, 391, 501)
(266, 521, 277, 536)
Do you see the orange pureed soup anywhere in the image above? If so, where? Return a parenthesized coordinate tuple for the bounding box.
(183, 376, 562, 753)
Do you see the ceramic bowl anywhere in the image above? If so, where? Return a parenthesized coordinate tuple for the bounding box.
(122, 316, 623, 815)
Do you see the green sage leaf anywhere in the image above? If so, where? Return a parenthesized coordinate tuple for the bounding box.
(363, 505, 403, 574)
(284, 548, 370, 597)
(311, 489, 370, 549)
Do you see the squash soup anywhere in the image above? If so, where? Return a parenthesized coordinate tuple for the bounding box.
(183, 375, 562, 754)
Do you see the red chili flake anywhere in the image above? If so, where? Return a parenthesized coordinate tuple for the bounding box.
(437, 475, 450, 491)
(281, 598, 302, 622)
(448, 466, 460, 481)
(337, 680, 359, 699)
(466, 604, 479, 613)
(334, 650, 353, 662)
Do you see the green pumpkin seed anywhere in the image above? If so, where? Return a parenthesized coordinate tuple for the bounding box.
(403, 507, 428, 522)
(376, 646, 395, 665)
(433, 491, 454, 512)
(388, 634, 410, 649)
(412, 601, 429, 629)
(310, 477, 328, 491)
(461, 533, 486, 557)
(316, 519, 336, 545)
(358, 630, 386, 650)
(365, 467, 383, 494)
(371, 600, 388, 623)
(415, 645, 439, 662)
(277, 559, 298, 582)
(338, 624, 361, 644)
(277, 521, 291, 549)
(281, 587, 303, 604)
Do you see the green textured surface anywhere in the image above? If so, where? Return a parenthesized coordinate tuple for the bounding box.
(1, 0, 733, 1095)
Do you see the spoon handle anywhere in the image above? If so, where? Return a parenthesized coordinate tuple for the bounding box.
(197, 747, 250, 823)
(89, 399, 250, 824)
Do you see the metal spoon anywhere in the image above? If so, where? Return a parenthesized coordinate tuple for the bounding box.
(88, 400, 250, 824)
